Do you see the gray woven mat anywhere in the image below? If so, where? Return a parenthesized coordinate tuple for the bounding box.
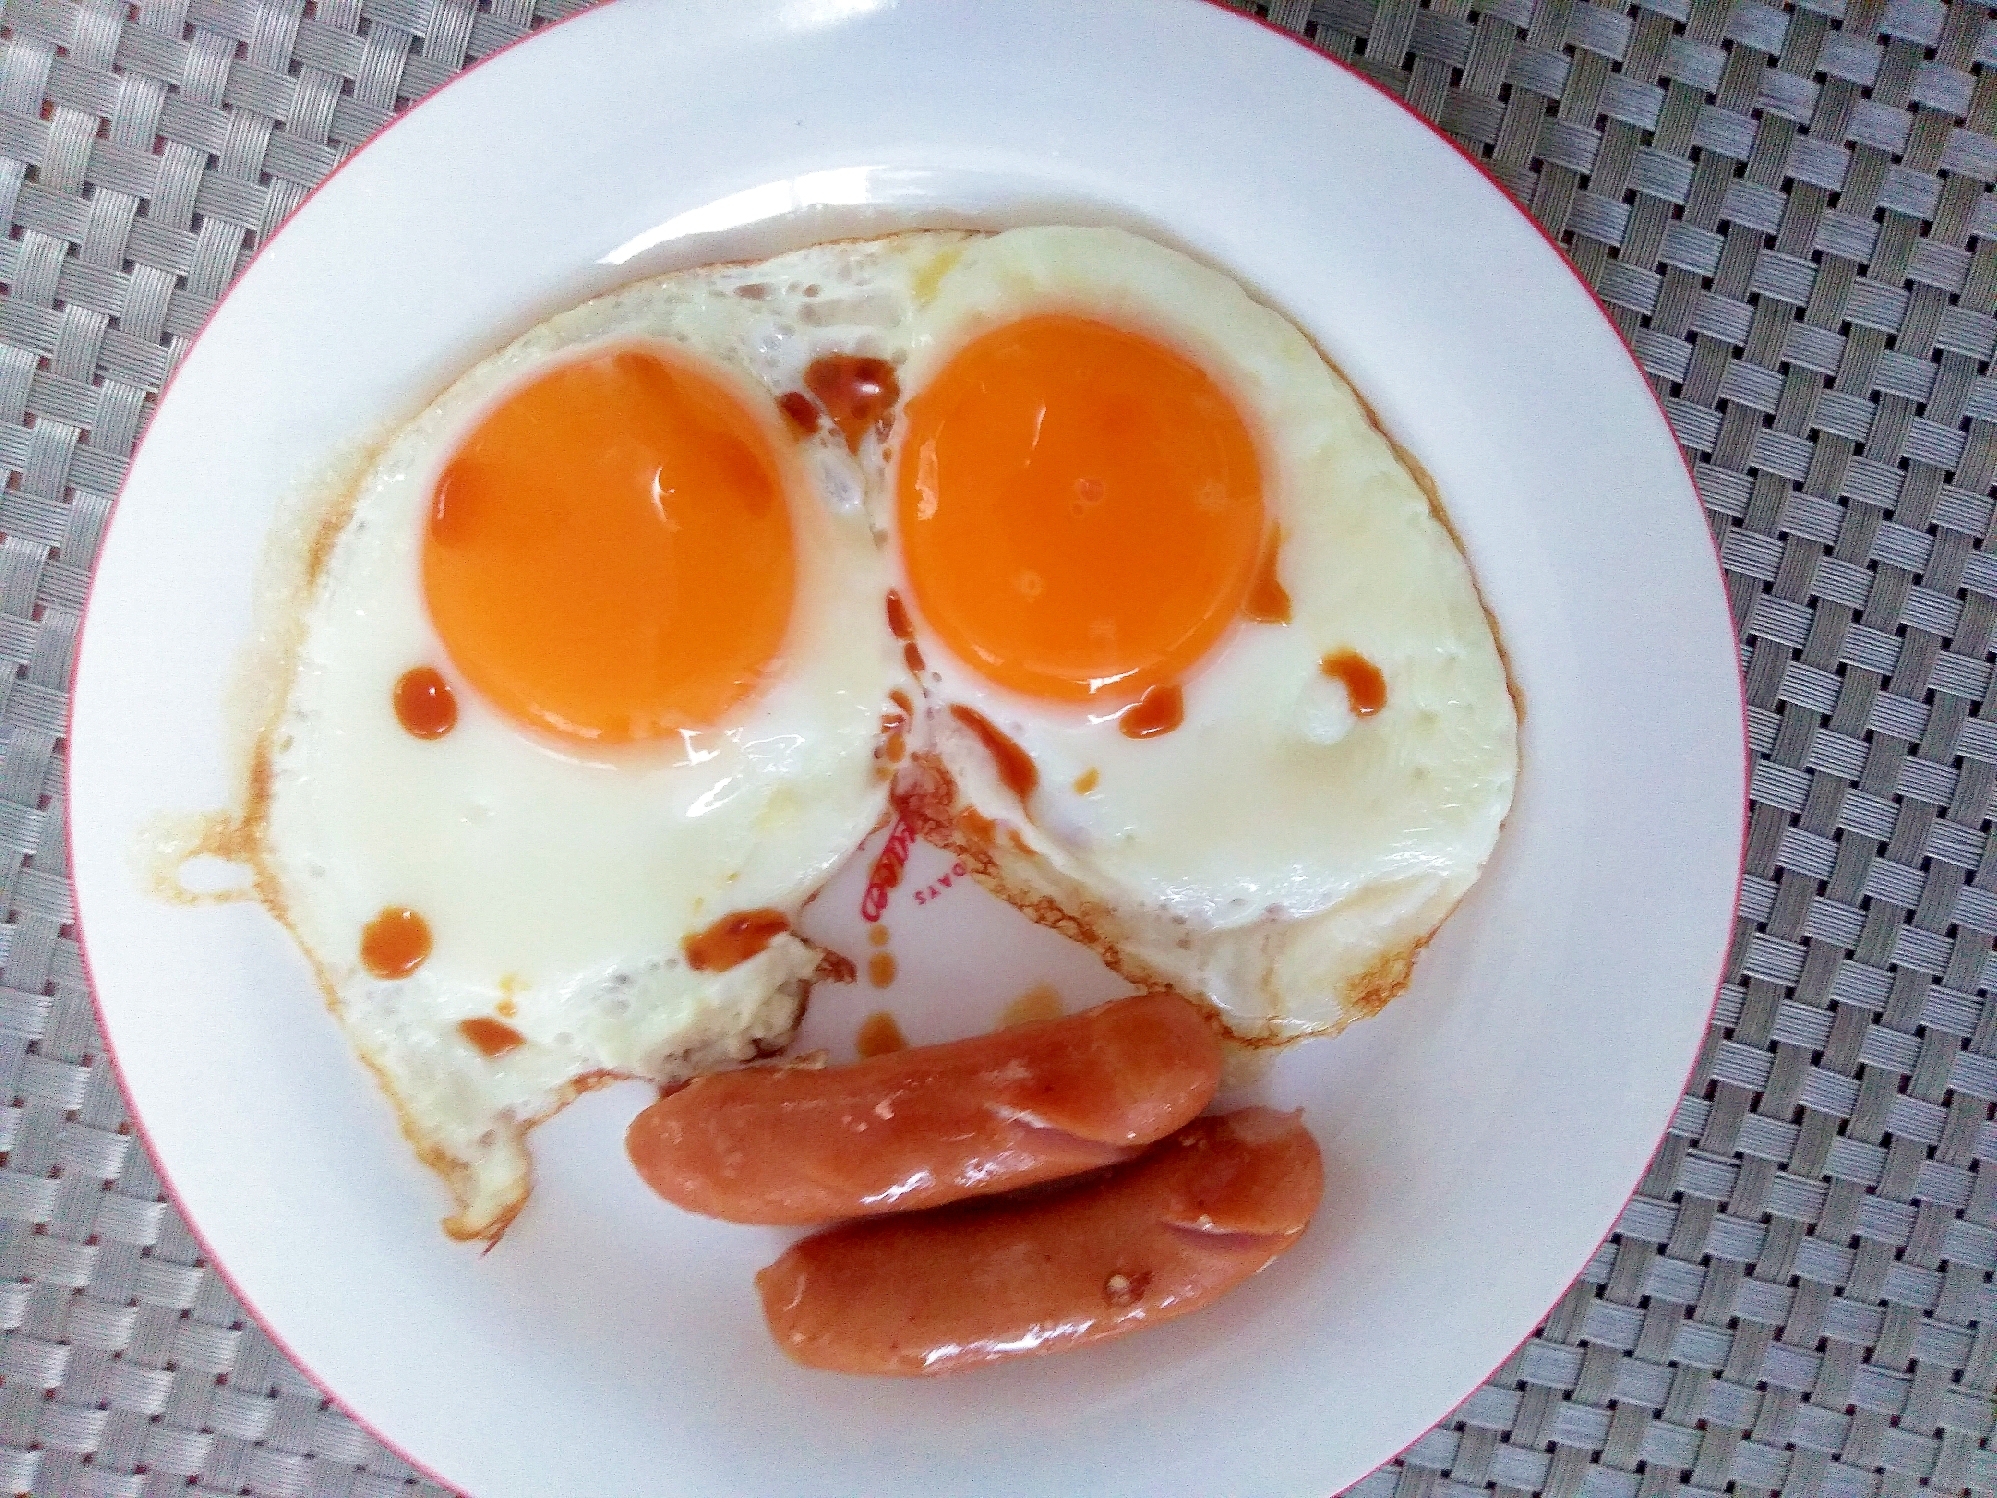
(0, 0, 1987, 1492)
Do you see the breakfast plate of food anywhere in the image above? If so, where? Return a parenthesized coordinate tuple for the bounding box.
(66, 0, 1746, 1493)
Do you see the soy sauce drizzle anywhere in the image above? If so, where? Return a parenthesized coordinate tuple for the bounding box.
(885, 590, 914, 641)
(1118, 683, 1184, 739)
(805, 354, 900, 453)
(948, 704, 1038, 801)
(777, 391, 821, 436)
(1244, 527, 1291, 624)
(361, 907, 431, 979)
(393, 667, 457, 739)
(1321, 650, 1387, 716)
(459, 1016, 525, 1058)
(683, 909, 791, 972)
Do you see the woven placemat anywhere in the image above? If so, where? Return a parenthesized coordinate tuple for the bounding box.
(0, 0, 1988, 1493)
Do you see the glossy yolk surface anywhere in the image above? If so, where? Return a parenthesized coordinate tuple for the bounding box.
(424, 346, 795, 744)
(898, 314, 1263, 703)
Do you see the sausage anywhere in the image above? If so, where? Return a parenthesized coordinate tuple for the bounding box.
(756, 1107, 1322, 1375)
(626, 991, 1221, 1225)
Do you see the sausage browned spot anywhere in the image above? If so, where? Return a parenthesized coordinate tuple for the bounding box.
(755, 1107, 1322, 1375)
(626, 991, 1220, 1224)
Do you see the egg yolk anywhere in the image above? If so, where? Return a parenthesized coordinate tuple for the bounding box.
(897, 314, 1264, 703)
(423, 346, 795, 744)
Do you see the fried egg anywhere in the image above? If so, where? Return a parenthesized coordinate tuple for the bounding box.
(252, 238, 965, 1240)
(883, 227, 1518, 1041)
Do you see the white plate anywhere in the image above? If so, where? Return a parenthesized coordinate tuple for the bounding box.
(67, 2, 1746, 1494)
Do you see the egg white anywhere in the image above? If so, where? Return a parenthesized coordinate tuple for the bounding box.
(886, 227, 1519, 1041)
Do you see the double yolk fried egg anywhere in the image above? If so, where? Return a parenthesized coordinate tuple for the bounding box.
(243, 227, 1516, 1240)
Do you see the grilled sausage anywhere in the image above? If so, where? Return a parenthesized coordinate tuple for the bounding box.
(756, 1107, 1322, 1375)
(626, 991, 1222, 1224)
